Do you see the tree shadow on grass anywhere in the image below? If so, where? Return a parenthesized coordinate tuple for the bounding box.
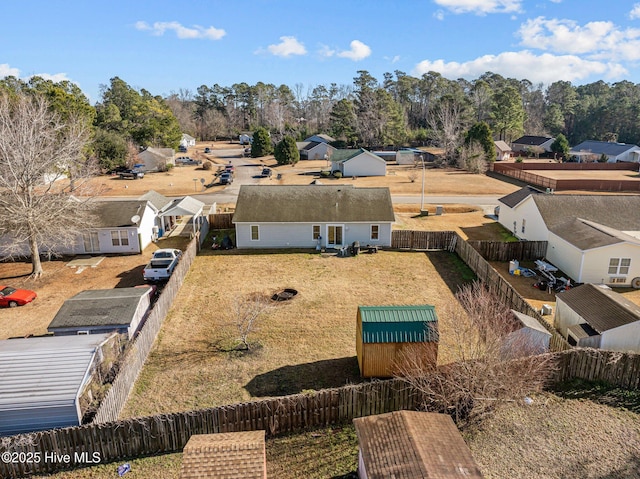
(425, 250, 476, 296)
(245, 356, 364, 397)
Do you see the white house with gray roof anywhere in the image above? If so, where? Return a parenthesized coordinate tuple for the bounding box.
(233, 185, 395, 249)
(555, 283, 640, 352)
(296, 140, 336, 160)
(331, 149, 387, 177)
(570, 140, 640, 163)
(497, 188, 640, 287)
(0, 334, 113, 436)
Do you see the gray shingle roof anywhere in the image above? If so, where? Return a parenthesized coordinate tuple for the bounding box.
(549, 218, 625, 249)
(232, 185, 395, 223)
(570, 140, 639, 157)
(557, 283, 640, 333)
(91, 201, 148, 228)
(353, 411, 483, 479)
(498, 186, 542, 208)
(139, 190, 172, 210)
(48, 287, 152, 329)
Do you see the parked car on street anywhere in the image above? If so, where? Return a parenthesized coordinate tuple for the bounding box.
(0, 285, 37, 307)
(261, 167, 272, 178)
(204, 147, 211, 154)
(224, 163, 235, 173)
(178, 145, 188, 153)
(219, 172, 233, 185)
(119, 168, 145, 179)
(175, 157, 202, 166)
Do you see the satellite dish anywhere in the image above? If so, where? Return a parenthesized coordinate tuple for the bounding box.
(131, 215, 141, 224)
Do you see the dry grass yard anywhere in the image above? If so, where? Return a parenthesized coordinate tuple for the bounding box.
(121, 250, 469, 418)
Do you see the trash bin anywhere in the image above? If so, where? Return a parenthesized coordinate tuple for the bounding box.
(351, 241, 360, 255)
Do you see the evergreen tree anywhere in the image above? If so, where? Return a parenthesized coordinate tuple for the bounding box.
(465, 121, 496, 162)
(550, 133, 570, 161)
(274, 136, 300, 165)
(251, 127, 273, 157)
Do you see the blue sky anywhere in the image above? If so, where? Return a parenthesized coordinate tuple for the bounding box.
(2, 0, 640, 102)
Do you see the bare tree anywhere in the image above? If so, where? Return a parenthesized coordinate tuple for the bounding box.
(0, 92, 95, 278)
(458, 141, 488, 174)
(230, 293, 272, 351)
(428, 99, 466, 165)
(395, 281, 555, 429)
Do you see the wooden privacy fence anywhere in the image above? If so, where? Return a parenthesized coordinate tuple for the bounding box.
(454, 235, 571, 352)
(209, 212, 234, 230)
(391, 230, 457, 251)
(0, 379, 418, 478)
(553, 348, 640, 390)
(92, 236, 199, 424)
(467, 240, 547, 262)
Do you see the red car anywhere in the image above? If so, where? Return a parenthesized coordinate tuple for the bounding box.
(0, 285, 37, 307)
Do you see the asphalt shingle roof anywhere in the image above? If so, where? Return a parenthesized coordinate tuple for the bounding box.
(232, 185, 395, 223)
(48, 287, 152, 329)
(557, 283, 640, 333)
(498, 187, 542, 208)
(512, 135, 553, 146)
(90, 201, 147, 228)
(353, 411, 483, 479)
(570, 140, 639, 157)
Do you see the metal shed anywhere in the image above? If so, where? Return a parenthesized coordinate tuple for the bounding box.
(47, 287, 154, 339)
(356, 305, 438, 378)
(0, 334, 112, 436)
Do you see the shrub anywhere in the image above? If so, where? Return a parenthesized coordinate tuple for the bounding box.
(515, 157, 523, 163)
(320, 170, 331, 177)
(333, 171, 343, 178)
(203, 161, 213, 170)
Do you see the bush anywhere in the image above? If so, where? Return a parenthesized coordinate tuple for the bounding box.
(333, 171, 343, 178)
(515, 157, 523, 163)
(203, 161, 213, 170)
(320, 170, 331, 177)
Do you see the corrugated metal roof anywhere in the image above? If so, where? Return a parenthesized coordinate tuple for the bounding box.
(0, 334, 111, 436)
(353, 411, 484, 479)
(359, 305, 438, 344)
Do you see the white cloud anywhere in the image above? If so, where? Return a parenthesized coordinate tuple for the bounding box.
(433, 0, 522, 15)
(265, 36, 307, 57)
(337, 40, 372, 61)
(434, 10, 445, 20)
(31, 73, 72, 83)
(318, 44, 336, 57)
(0, 63, 20, 78)
(412, 50, 626, 84)
(518, 16, 640, 61)
(135, 21, 225, 40)
(630, 3, 640, 19)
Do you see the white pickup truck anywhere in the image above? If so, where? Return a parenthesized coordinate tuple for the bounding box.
(143, 248, 182, 282)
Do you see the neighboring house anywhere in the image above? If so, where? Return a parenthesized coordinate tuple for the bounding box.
(233, 185, 395, 249)
(497, 188, 640, 287)
(504, 310, 552, 356)
(296, 140, 336, 160)
(331, 149, 387, 177)
(0, 334, 113, 436)
(180, 431, 267, 479)
(569, 140, 640, 163)
(356, 305, 438, 378)
(47, 286, 154, 339)
(180, 133, 196, 148)
(494, 140, 512, 161)
(353, 411, 483, 479)
(79, 200, 158, 254)
(304, 133, 335, 144)
(159, 195, 206, 238)
(239, 134, 252, 145)
(137, 147, 175, 172)
(511, 135, 555, 154)
(554, 283, 640, 352)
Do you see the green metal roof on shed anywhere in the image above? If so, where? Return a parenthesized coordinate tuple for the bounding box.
(359, 305, 438, 344)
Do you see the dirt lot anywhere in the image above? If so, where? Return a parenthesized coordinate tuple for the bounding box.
(0, 236, 189, 340)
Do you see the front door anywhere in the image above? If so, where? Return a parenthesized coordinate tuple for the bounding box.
(82, 232, 100, 253)
(327, 225, 344, 247)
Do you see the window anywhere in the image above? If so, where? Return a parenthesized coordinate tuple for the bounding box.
(312, 225, 321, 240)
(251, 225, 260, 241)
(111, 230, 129, 247)
(371, 225, 379, 240)
(521, 219, 526, 234)
(608, 258, 631, 275)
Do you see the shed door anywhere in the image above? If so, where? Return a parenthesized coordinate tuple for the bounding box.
(327, 225, 343, 247)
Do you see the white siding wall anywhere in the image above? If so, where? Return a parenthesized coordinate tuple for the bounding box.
(235, 222, 392, 249)
(497, 196, 548, 241)
(601, 321, 640, 353)
(554, 297, 585, 336)
(546, 232, 584, 282)
(307, 143, 335, 160)
(94, 227, 140, 254)
(579, 243, 640, 286)
(607, 148, 640, 163)
(137, 204, 157, 251)
(343, 155, 386, 177)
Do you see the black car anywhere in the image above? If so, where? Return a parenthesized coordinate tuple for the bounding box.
(204, 147, 211, 153)
(261, 168, 272, 178)
(119, 168, 145, 179)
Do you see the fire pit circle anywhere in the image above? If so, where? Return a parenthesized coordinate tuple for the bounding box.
(271, 288, 298, 302)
